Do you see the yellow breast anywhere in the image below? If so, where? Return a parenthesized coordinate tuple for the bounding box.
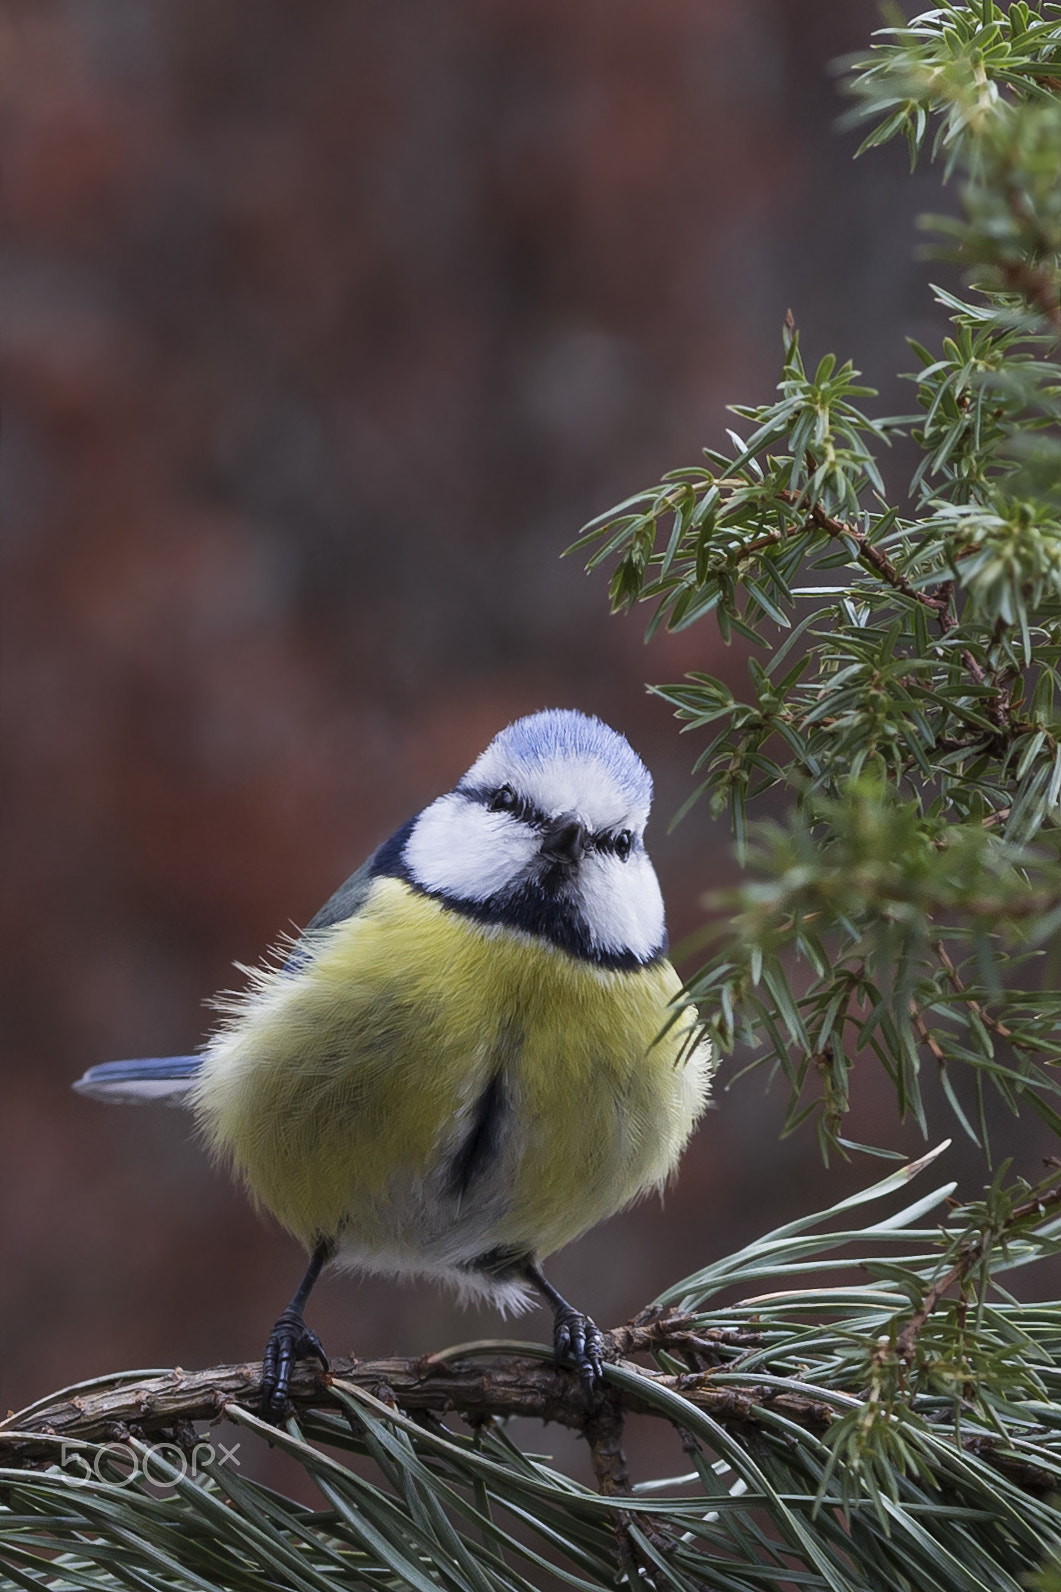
(193, 876, 713, 1266)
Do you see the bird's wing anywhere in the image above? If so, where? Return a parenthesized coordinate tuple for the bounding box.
(287, 815, 417, 954)
(302, 856, 380, 934)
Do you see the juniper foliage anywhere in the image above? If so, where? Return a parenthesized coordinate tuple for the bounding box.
(579, 0, 1061, 1159)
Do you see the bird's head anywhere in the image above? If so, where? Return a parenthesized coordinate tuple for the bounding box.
(402, 710, 666, 967)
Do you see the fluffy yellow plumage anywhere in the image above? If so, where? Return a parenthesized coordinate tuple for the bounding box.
(75, 708, 714, 1413)
(195, 876, 712, 1307)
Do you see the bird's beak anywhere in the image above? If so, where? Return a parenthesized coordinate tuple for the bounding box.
(540, 814, 588, 868)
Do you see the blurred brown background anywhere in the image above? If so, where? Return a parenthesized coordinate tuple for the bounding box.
(3, 0, 1033, 1445)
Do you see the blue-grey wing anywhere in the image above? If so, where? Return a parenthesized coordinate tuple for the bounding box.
(302, 856, 379, 934)
(286, 815, 416, 959)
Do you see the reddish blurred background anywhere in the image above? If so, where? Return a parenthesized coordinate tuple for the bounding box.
(3, 0, 1041, 1455)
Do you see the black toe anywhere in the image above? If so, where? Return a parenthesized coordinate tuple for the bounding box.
(553, 1306, 606, 1405)
(260, 1307, 329, 1421)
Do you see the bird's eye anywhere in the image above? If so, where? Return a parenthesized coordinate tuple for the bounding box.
(615, 830, 633, 861)
(489, 784, 519, 813)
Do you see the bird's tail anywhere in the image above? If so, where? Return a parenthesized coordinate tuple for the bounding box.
(72, 1055, 202, 1105)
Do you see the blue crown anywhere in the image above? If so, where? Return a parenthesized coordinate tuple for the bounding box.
(492, 709, 652, 809)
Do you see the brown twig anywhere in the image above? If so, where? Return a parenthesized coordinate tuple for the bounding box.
(931, 584, 1012, 729)
(912, 1003, 948, 1065)
(998, 258, 1061, 337)
(934, 939, 1014, 1042)
(896, 1180, 1061, 1371)
(896, 1255, 978, 1369)
(815, 498, 1011, 712)
(775, 490, 930, 607)
(1025, 71, 1061, 94)
(772, 490, 1017, 721)
(582, 1389, 651, 1579)
(930, 585, 996, 697)
(584, 1391, 631, 1497)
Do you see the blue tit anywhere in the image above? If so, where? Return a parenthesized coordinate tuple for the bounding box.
(75, 708, 714, 1414)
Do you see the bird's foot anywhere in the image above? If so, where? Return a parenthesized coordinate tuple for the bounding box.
(552, 1305, 606, 1406)
(260, 1307, 329, 1422)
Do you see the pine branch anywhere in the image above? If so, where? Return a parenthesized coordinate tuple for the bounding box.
(4, 1322, 1057, 1497)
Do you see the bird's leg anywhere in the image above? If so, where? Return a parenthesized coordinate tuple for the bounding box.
(522, 1259, 605, 1405)
(260, 1238, 334, 1421)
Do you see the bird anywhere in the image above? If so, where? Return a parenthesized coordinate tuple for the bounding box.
(74, 708, 714, 1417)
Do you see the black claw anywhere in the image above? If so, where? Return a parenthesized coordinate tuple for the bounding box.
(553, 1305, 606, 1406)
(260, 1306, 329, 1422)
(519, 1259, 607, 1408)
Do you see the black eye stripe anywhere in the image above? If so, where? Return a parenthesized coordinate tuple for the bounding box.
(461, 784, 549, 828)
(595, 829, 634, 859)
(460, 786, 636, 856)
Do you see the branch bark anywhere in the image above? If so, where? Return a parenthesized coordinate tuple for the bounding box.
(0, 1328, 831, 1468)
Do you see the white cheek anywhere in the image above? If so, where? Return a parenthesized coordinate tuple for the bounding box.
(579, 852, 665, 961)
(404, 795, 536, 901)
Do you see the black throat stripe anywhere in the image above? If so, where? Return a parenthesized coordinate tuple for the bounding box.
(368, 809, 665, 971)
(416, 877, 661, 971)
